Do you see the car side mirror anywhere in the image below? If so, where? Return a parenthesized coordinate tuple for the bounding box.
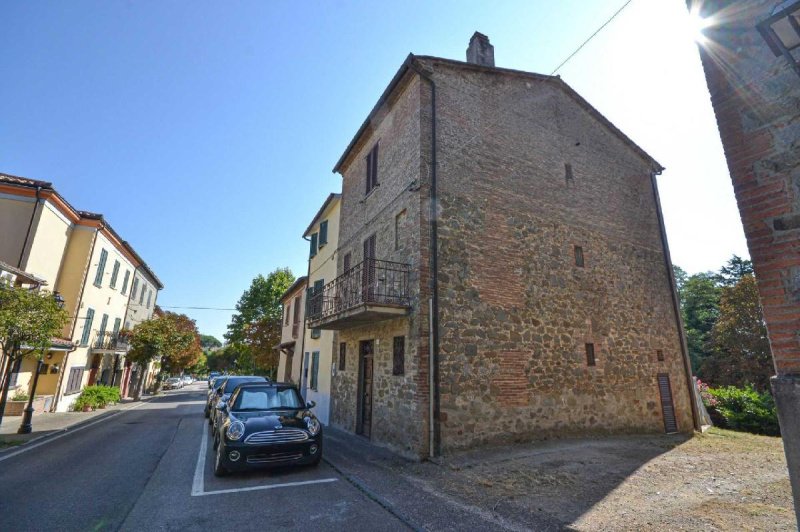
(306, 401, 316, 409)
(216, 389, 223, 396)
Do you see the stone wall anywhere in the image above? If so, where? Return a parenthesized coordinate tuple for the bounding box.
(419, 58, 695, 452)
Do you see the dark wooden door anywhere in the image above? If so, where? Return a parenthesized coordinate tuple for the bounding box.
(657, 373, 678, 433)
(358, 340, 374, 438)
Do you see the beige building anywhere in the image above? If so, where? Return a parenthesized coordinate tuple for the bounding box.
(276, 276, 308, 386)
(302, 194, 341, 425)
(0, 173, 162, 412)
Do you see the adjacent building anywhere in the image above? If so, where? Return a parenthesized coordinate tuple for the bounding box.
(302, 194, 341, 425)
(276, 276, 308, 386)
(0, 173, 162, 412)
(307, 34, 697, 457)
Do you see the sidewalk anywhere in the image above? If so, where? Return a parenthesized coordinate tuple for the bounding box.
(0, 395, 152, 449)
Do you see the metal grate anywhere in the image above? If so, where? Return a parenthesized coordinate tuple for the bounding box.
(244, 428, 309, 445)
(246, 452, 304, 464)
(658, 373, 678, 433)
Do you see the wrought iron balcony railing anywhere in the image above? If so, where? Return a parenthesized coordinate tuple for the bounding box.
(306, 258, 410, 323)
(93, 331, 130, 351)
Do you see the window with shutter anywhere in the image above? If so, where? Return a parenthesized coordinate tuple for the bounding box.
(110, 260, 120, 288)
(343, 253, 351, 272)
(585, 343, 596, 366)
(311, 351, 320, 390)
(319, 220, 328, 247)
(574, 246, 585, 267)
(131, 278, 139, 300)
(285, 302, 291, 325)
(112, 318, 121, 337)
(310, 233, 318, 258)
(98, 314, 108, 338)
(365, 143, 379, 195)
(121, 270, 130, 295)
(395, 209, 406, 250)
(94, 249, 108, 287)
(146, 291, 152, 309)
(339, 342, 346, 371)
(80, 309, 95, 346)
(65, 367, 85, 395)
(393, 336, 405, 375)
(657, 349, 665, 361)
(565, 162, 574, 183)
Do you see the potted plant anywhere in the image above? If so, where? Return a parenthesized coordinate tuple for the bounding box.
(74, 395, 93, 412)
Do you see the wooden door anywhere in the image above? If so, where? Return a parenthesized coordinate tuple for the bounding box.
(657, 373, 678, 433)
(358, 340, 374, 438)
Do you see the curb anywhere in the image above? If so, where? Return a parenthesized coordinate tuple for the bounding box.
(322, 455, 423, 532)
(0, 396, 154, 454)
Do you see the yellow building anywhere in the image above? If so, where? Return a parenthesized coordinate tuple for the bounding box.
(277, 276, 308, 386)
(0, 173, 162, 412)
(301, 194, 341, 425)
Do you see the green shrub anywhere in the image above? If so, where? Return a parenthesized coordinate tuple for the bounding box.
(76, 385, 121, 409)
(11, 391, 29, 402)
(73, 395, 93, 411)
(704, 385, 779, 436)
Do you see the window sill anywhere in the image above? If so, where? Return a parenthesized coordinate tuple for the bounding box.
(364, 186, 379, 201)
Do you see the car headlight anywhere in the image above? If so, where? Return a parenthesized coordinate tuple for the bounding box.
(226, 420, 245, 441)
(305, 416, 320, 436)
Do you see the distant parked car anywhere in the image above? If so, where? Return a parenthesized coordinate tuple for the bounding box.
(182, 375, 193, 385)
(212, 382, 322, 476)
(204, 376, 228, 418)
(208, 372, 221, 388)
(209, 376, 268, 430)
(163, 377, 183, 390)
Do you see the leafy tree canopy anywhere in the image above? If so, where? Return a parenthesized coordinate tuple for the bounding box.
(715, 255, 754, 286)
(225, 268, 295, 345)
(0, 284, 68, 361)
(199, 334, 222, 350)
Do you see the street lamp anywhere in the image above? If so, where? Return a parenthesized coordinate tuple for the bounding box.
(757, 0, 800, 77)
(17, 292, 66, 434)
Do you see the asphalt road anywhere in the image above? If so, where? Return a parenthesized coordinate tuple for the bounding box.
(0, 384, 408, 531)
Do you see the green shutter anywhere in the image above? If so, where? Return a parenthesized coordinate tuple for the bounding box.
(311, 352, 320, 390)
(319, 221, 328, 246)
(310, 233, 318, 258)
(80, 309, 95, 346)
(98, 314, 108, 337)
(121, 270, 130, 295)
(112, 318, 121, 337)
(94, 249, 108, 287)
(110, 261, 120, 288)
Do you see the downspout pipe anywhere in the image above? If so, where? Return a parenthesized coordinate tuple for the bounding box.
(19, 186, 42, 268)
(409, 59, 441, 458)
(649, 170, 700, 431)
(298, 236, 312, 389)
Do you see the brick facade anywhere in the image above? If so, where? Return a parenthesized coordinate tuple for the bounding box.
(328, 51, 695, 458)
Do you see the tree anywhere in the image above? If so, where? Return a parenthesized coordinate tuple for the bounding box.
(243, 317, 282, 380)
(0, 284, 68, 424)
(715, 255, 754, 286)
(673, 265, 688, 293)
(704, 274, 772, 391)
(225, 268, 294, 345)
(161, 312, 202, 373)
(677, 271, 721, 372)
(199, 334, 222, 350)
(128, 313, 196, 400)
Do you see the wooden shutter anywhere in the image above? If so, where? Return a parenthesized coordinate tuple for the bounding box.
(110, 261, 120, 288)
(393, 336, 405, 376)
(81, 309, 95, 346)
(310, 233, 318, 258)
(657, 373, 678, 433)
(574, 246, 584, 267)
(121, 270, 130, 295)
(339, 342, 346, 371)
(94, 249, 108, 286)
(343, 253, 351, 272)
(311, 352, 320, 390)
(112, 318, 121, 336)
(319, 221, 328, 246)
(585, 343, 595, 366)
(98, 314, 108, 337)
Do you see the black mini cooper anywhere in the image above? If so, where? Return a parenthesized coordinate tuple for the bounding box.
(212, 382, 322, 476)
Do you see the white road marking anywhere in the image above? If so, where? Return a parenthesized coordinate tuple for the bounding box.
(0, 400, 148, 463)
(191, 423, 208, 496)
(190, 420, 337, 496)
(194, 478, 338, 497)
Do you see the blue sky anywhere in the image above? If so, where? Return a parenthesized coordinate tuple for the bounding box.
(0, 1, 746, 340)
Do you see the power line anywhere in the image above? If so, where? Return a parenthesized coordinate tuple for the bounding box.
(551, 0, 634, 75)
(159, 306, 237, 311)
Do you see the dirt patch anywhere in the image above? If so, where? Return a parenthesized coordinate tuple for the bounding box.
(396, 429, 795, 530)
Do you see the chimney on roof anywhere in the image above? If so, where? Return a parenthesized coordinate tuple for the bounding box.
(466, 32, 494, 67)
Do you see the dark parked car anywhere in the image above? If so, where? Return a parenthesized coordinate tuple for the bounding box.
(212, 382, 321, 476)
(204, 376, 228, 418)
(209, 376, 268, 429)
(207, 372, 221, 389)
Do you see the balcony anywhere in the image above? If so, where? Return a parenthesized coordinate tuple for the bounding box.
(92, 332, 130, 353)
(306, 258, 411, 330)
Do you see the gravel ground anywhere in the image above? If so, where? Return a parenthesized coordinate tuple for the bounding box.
(399, 428, 795, 531)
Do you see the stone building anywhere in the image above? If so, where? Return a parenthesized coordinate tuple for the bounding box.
(688, 0, 800, 521)
(308, 33, 697, 458)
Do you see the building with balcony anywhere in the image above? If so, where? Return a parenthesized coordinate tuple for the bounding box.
(317, 34, 697, 458)
(276, 276, 308, 387)
(0, 173, 162, 412)
(302, 193, 341, 425)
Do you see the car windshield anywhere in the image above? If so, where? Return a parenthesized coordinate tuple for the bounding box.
(223, 377, 265, 394)
(167, 378, 179, 383)
(232, 386, 303, 411)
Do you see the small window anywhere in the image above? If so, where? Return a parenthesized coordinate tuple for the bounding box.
(565, 162, 574, 183)
(657, 349, 664, 362)
(585, 343, 596, 366)
(343, 253, 351, 272)
(319, 220, 328, 247)
(284, 303, 291, 325)
(110, 260, 120, 288)
(366, 143, 379, 195)
(311, 328, 321, 339)
(339, 342, 346, 371)
(65, 367, 85, 395)
(311, 352, 320, 390)
(574, 246, 584, 267)
(146, 291, 152, 309)
(131, 278, 139, 300)
(395, 209, 407, 251)
(93, 249, 108, 287)
(310, 233, 318, 258)
(121, 270, 130, 295)
(393, 336, 405, 376)
(139, 286, 146, 304)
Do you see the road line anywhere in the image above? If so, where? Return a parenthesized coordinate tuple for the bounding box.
(0, 400, 149, 463)
(194, 478, 338, 497)
(191, 424, 208, 496)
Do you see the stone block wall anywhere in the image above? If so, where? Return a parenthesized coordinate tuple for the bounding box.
(419, 58, 695, 451)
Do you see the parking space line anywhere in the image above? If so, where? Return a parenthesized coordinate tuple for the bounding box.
(191, 420, 337, 497)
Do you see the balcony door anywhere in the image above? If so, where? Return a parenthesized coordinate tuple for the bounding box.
(362, 235, 376, 303)
(357, 340, 374, 438)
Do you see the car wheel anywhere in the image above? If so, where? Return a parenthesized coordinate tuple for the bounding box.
(213, 444, 228, 477)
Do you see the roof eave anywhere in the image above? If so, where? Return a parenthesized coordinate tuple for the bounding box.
(302, 193, 341, 237)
